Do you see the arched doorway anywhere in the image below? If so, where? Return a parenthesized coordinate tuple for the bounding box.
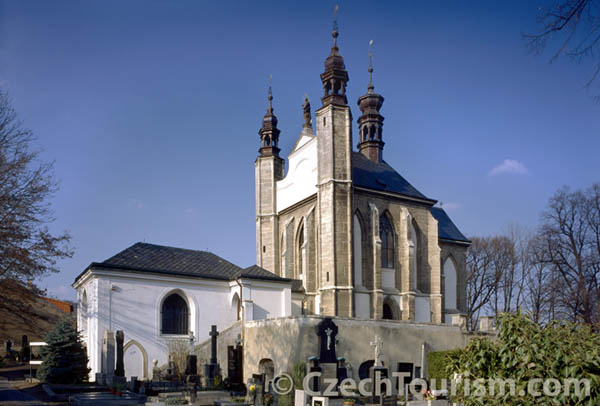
(258, 358, 275, 384)
(382, 297, 400, 320)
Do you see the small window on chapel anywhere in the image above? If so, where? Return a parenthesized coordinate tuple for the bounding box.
(161, 293, 189, 335)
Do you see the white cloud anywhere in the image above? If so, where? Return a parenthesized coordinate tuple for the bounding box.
(489, 159, 529, 176)
(127, 198, 147, 209)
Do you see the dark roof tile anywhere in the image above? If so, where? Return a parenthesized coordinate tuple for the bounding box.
(352, 152, 434, 202)
(430, 207, 470, 244)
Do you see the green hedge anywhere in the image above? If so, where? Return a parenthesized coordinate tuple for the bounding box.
(427, 349, 461, 389)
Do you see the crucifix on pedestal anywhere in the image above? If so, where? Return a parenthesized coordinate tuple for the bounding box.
(370, 334, 384, 367)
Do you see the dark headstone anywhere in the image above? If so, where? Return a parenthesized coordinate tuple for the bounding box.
(209, 325, 219, 364)
(5, 339, 12, 353)
(336, 357, 347, 384)
(115, 330, 125, 377)
(307, 357, 321, 393)
(185, 354, 198, 376)
(227, 344, 243, 390)
(20, 335, 30, 361)
(396, 363, 413, 395)
(203, 325, 220, 389)
(370, 366, 389, 403)
(316, 318, 338, 363)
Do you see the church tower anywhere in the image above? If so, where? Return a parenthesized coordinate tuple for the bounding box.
(315, 26, 354, 317)
(255, 85, 284, 273)
(357, 44, 385, 164)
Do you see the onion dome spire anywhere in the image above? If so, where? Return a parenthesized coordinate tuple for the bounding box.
(320, 5, 349, 107)
(258, 75, 281, 157)
(357, 40, 385, 163)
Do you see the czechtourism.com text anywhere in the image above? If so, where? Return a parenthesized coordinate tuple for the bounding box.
(270, 372, 591, 399)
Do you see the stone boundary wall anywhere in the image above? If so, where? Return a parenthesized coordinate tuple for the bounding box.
(195, 320, 241, 376)
(243, 315, 483, 382)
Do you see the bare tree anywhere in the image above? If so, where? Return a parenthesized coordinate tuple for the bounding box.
(0, 89, 72, 283)
(466, 236, 502, 330)
(524, 0, 600, 99)
(538, 184, 600, 325)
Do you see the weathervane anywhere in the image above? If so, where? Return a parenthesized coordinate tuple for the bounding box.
(333, 4, 339, 33)
(267, 74, 273, 110)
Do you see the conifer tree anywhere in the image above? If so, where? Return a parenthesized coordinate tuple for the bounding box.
(37, 317, 90, 383)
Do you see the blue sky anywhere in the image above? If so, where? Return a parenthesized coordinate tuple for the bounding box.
(1, 1, 598, 301)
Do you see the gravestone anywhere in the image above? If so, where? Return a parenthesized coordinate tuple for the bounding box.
(316, 318, 338, 363)
(396, 363, 413, 396)
(5, 338, 12, 353)
(307, 357, 321, 393)
(369, 335, 389, 402)
(113, 330, 126, 385)
(21, 335, 30, 361)
(185, 331, 198, 376)
(203, 325, 220, 389)
(316, 318, 339, 392)
(227, 334, 244, 391)
(336, 358, 347, 383)
(102, 330, 115, 382)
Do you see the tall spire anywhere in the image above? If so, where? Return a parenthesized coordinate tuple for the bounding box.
(320, 4, 349, 107)
(258, 75, 281, 157)
(357, 40, 385, 163)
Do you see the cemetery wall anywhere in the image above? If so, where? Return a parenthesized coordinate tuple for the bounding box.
(195, 320, 242, 377)
(243, 315, 471, 382)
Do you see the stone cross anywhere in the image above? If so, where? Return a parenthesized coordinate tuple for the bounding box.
(209, 325, 219, 365)
(370, 335, 384, 367)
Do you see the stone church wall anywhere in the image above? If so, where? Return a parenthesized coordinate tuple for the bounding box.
(243, 315, 471, 383)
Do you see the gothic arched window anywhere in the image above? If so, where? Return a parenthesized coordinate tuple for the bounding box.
(161, 293, 189, 335)
(297, 224, 304, 280)
(380, 214, 395, 269)
(409, 219, 419, 291)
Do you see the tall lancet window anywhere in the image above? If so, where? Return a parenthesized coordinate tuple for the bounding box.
(161, 293, 189, 335)
(353, 214, 363, 286)
(296, 223, 305, 284)
(443, 257, 457, 310)
(409, 220, 418, 291)
(380, 214, 395, 269)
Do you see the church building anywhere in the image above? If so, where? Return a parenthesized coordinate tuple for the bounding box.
(255, 28, 469, 324)
(74, 23, 472, 384)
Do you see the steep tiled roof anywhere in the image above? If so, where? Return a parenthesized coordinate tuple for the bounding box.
(76, 243, 289, 283)
(430, 207, 470, 244)
(241, 265, 291, 282)
(351, 152, 435, 203)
